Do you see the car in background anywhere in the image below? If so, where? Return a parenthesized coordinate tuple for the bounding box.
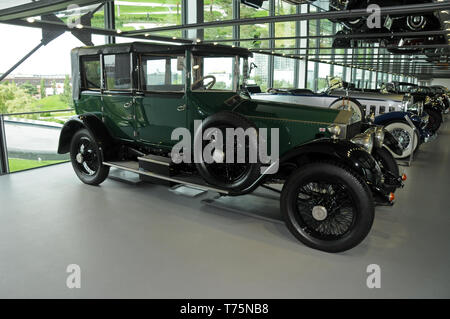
(384, 82, 447, 131)
(248, 77, 430, 159)
(328, 0, 446, 54)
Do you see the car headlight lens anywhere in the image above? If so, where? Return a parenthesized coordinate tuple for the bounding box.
(402, 94, 413, 112)
(364, 126, 384, 149)
(351, 133, 374, 153)
(406, 101, 424, 115)
(327, 125, 342, 138)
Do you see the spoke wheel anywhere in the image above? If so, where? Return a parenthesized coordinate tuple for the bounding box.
(281, 162, 374, 253)
(384, 121, 419, 159)
(70, 129, 110, 185)
(295, 181, 356, 240)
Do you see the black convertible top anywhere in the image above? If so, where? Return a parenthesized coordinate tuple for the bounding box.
(71, 42, 252, 100)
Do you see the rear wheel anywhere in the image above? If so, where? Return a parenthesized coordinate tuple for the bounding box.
(281, 163, 374, 253)
(70, 129, 110, 185)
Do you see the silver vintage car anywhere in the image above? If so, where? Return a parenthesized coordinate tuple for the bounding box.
(250, 77, 420, 120)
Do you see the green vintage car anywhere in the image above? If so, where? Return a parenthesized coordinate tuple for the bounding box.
(58, 42, 394, 253)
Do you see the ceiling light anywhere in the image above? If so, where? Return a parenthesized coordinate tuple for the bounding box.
(26, 17, 36, 23)
(196, 38, 201, 43)
(76, 24, 83, 29)
(172, 36, 177, 40)
(117, 29, 122, 34)
(213, 42, 218, 45)
(145, 33, 150, 37)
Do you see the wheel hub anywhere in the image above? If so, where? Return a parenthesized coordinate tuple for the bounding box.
(76, 153, 84, 164)
(212, 149, 225, 163)
(312, 205, 328, 221)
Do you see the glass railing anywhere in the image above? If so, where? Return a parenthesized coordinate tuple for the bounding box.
(0, 109, 75, 173)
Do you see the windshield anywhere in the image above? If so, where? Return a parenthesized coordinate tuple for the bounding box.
(191, 55, 241, 92)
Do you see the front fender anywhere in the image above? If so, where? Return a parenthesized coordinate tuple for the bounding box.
(383, 131, 403, 156)
(57, 113, 114, 159)
(373, 111, 409, 126)
(280, 139, 383, 187)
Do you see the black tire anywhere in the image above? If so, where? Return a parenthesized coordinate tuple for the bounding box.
(70, 129, 110, 185)
(372, 146, 399, 193)
(424, 107, 442, 133)
(281, 162, 374, 253)
(194, 111, 261, 192)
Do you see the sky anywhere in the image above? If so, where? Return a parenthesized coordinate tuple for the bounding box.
(0, 24, 105, 76)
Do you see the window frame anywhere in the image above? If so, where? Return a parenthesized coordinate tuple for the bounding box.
(190, 54, 241, 93)
(102, 53, 133, 93)
(139, 53, 187, 94)
(80, 55, 102, 91)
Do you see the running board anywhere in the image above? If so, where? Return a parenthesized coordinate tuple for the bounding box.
(103, 161, 229, 195)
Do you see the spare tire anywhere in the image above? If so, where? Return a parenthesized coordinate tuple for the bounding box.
(194, 111, 262, 192)
(329, 97, 364, 123)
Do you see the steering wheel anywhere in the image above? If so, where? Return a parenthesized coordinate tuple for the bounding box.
(192, 75, 216, 90)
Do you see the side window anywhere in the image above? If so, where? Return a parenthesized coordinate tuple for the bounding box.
(104, 54, 131, 90)
(81, 56, 101, 90)
(142, 56, 185, 92)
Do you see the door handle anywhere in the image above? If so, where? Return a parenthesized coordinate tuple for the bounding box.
(124, 101, 132, 109)
(177, 105, 186, 111)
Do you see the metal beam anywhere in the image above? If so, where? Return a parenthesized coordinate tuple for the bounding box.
(3, 18, 192, 44)
(104, 0, 115, 44)
(202, 30, 450, 43)
(0, 0, 106, 21)
(124, 1, 450, 36)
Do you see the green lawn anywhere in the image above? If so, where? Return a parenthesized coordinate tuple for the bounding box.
(32, 95, 70, 111)
(8, 158, 67, 172)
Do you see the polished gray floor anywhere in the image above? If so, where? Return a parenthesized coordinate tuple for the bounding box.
(0, 121, 449, 299)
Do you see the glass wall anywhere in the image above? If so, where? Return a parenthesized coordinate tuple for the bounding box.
(115, 0, 182, 38)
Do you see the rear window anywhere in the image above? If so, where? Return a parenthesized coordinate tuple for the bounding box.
(81, 56, 101, 90)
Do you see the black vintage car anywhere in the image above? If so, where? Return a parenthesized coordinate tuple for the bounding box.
(385, 82, 447, 131)
(329, 0, 446, 54)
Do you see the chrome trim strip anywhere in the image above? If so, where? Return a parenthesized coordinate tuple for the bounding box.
(137, 156, 170, 166)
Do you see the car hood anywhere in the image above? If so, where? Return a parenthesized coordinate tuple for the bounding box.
(330, 89, 405, 102)
(235, 95, 353, 126)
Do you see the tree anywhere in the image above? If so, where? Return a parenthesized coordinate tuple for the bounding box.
(40, 78, 46, 98)
(20, 81, 38, 96)
(52, 80, 57, 95)
(62, 74, 73, 107)
(0, 82, 36, 115)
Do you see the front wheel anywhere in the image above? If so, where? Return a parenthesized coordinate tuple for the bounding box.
(70, 129, 110, 185)
(281, 163, 375, 253)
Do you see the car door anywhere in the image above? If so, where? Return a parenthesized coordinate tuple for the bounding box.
(135, 55, 187, 148)
(102, 53, 136, 142)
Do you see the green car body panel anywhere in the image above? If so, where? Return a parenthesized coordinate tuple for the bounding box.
(74, 89, 347, 157)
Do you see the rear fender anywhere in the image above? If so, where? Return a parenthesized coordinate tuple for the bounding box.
(57, 114, 114, 160)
